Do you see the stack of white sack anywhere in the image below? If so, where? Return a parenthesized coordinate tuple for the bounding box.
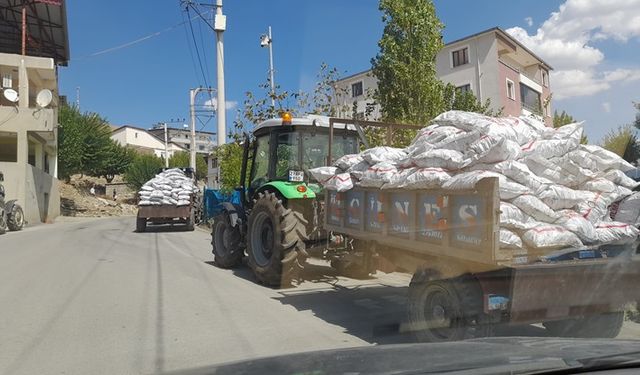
(138, 168, 199, 206)
(309, 110, 640, 252)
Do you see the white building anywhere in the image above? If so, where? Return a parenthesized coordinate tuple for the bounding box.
(110, 125, 186, 159)
(147, 125, 216, 155)
(334, 27, 553, 126)
(0, 1, 69, 224)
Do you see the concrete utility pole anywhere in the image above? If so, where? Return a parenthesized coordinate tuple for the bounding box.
(189, 87, 216, 173)
(260, 26, 275, 108)
(214, 0, 226, 147)
(163, 122, 169, 168)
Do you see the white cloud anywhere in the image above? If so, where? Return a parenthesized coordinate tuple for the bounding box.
(203, 98, 238, 111)
(602, 102, 611, 113)
(524, 17, 533, 27)
(506, 0, 640, 100)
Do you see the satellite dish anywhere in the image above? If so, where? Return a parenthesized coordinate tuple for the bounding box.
(36, 89, 53, 108)
(3, 88, 18, 103)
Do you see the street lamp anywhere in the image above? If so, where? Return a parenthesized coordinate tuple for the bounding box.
(260, 26, 275, 109)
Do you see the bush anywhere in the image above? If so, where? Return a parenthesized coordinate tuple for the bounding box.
(123, 153, 164, 191)
(168, 151, 207, 180)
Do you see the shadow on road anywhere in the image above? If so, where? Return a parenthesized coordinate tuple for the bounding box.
(136, 224, 193, 233)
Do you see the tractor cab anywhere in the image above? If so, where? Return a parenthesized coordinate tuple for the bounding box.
(244, 113, 361, 202)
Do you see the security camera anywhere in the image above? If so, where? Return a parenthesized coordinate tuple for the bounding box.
(260, 34, 271, 47)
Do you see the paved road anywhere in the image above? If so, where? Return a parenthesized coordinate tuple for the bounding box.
(1, 217, 640, 374)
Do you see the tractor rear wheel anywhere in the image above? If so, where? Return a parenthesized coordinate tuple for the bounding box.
(212, 212, 243, 268)
(7, 204, 24, 231)
(247, 192, 308, 287)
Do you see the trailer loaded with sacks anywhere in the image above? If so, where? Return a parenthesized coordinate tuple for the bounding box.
(210, 111, 640, 342)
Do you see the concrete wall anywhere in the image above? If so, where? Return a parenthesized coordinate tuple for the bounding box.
(498, 61, 522, 117)
(436, 33, 501, 113)
(333, 71, 380, 120)
(24, 164, 60, 223)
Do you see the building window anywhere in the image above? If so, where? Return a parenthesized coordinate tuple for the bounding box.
(456, 84, 471, 94)
(542, 70, 549, 87)
(506, 79, 515, 100)
(520, 83, 541, 113)
(0, 132, 17, 162)
(351, 81, 363, 98)
(199, 145, 205, 151)
(44, 152, 50, 174)
(135, 132, 138, 138)
(451, 47, 469, 67)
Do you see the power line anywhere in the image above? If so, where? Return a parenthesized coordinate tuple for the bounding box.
(185, 6, 210, 91)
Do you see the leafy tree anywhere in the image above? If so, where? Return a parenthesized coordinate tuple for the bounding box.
(601, 125, 640, 164)
(633, 102, 640, 130)
(443, 84, 500, 116)
(123, 153, 164, 191)
(57, 105, 115, 181)
(168, 151, 207, 180)
(553, 110, 588, 144)
(91, 141, 136, 183)
(371, 0, 444, 125)
(213, 142, 244, 193)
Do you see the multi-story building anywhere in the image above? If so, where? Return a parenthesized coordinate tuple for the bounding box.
(0, 1, 69, 224)
(334, 27, 553, 126)
(148, 125, 216, 155)
(110, 125, 187, 159)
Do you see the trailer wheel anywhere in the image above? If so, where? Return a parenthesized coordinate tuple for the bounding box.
(185, 209, 195, 231)
(247, 191, 308, 287)
(407, 276, 489, 342)
(212, 213, 243, 268)
(136, 217, 147, 232)
(7, 204, 24, 231)
(543, 312, 624, 338)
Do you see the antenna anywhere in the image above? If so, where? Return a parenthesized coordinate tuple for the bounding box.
(36, 89, 53, 108)
(3, 88, 19, 103)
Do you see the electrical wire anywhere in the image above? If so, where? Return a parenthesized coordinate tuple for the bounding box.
(185, 6, 210, 91)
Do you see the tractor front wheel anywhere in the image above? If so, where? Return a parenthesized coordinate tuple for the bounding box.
(7, 204, 24, 231)
(212, 212, 243, 268)
(247, 192, 308, 287)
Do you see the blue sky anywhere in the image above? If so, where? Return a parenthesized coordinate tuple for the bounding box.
(59, 0, 640, 143)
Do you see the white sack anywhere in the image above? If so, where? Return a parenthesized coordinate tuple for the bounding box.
(511, 195, 560, 223)
(361, 147, 407, 165)
(431, 111, 494, 132)
(347, 160, 370, 180)
(411, 149, 468, 170)
(520, 139, 579, 159)
(594, 222, 639, 244)
(310, 166, 339, 184)
(176, 200, 191, 206)
(500, 202, 536, 230)
(538, 185, 592, 210)
(382, 168, 416, 189)
(500, 228, 523, 249)
(359, 162, 398, 188)
(614, 192, 640, 225)
(400, 167, 450, 189)
(576, 201, 609, 224)
(500, 178, 531, 200)
(602, 169, 640, 189)
(432, 130, 481, 152)
(493, 160, 551, 194)
(556, 209, 598, 243)
(581, 145, 635, 172)
(583, 178, 617, 193)
(334, 154, 364, 171)
(442, 170, 501, 190)
(309, 166, 354, 192)
(523, 225, 583, 249)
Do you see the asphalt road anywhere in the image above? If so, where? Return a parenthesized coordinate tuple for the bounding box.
(1, 216, 640, 375)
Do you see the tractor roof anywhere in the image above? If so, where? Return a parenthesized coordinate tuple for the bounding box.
(253, 115, 358, 134)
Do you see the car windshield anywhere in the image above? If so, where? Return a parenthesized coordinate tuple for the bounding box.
(4, 1, 640, 375)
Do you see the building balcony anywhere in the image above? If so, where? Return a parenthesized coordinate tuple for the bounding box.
(0, 105, 56, 132)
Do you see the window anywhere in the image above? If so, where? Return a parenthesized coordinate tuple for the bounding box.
(457, 84, 471, 94)
(134, 132, 138, 138)
(520, 83, 541, 113)
(351, 81, 363, 97)
(44, 152, 50, 174)
(0, 132, 17, 162)
(275, 132, 300, 179)
(28, 142, 36, 167)
(451, 47, 469, 67)
(250, 135, 270, 189)
(542, 70, 549, 87)
(199, 145, 205, 151)
(506, 79, 515, 100)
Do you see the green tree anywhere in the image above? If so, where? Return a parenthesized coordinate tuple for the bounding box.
(123, 153, 164, 191)
(213, 142, 244, 193)
(57, 105, 114, 181)
(633, 102, 640, 130)
(601, 125, 640, 163)
(443, 85, 500, 116)
(553, 110, 588, 144)
(91, 141, 136, 183)
(371, 0, 444, 125)
(168, 151, 207, 180)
